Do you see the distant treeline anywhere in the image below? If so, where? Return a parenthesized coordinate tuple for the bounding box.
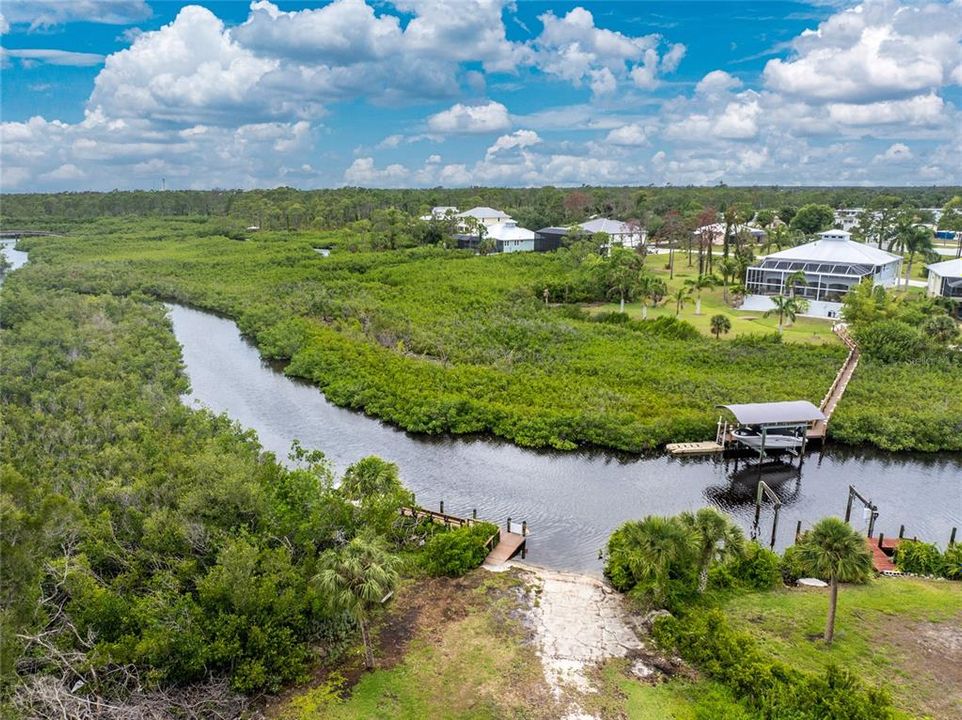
(2, 186, 961, 233)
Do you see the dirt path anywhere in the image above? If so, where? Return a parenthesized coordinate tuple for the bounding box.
(503, 563, 668, 719)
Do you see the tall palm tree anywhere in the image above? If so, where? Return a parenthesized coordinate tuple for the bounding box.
(680, 508, 744, 591)
(784, 270, 808, 298)
(795, 517, 872, 644)
(605, 247, 642, 312)
(718, 258, 740, 304)
(672, 286, 691, 317)
(764, 295, 808, 333)
(316, 534, 400, 669)
(899, 225, 934, 289)
(638, 274, 667, 320)
(684, 274, 718, 315)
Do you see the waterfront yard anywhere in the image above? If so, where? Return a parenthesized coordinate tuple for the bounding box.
(269, 569, 961, 720)
(723, 577, 962, 720)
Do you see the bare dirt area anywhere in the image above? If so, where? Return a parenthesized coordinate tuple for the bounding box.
(882, 612, 962, 720)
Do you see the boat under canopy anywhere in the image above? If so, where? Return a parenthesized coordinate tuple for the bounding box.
(718, 401, 825, 426)
(718, 401, 826, 455)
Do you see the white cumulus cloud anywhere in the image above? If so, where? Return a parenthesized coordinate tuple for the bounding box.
(427, 101, 511, 134)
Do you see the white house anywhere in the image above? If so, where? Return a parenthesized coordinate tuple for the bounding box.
(743, 229, 902, 318)
(486, 221, 536, 253)
(455, 206, 513, 230)
(694, 222, 766, 244)
(580, 218, 646, 248)
(833, 208, 865, 232)
(420, 205, 459, 221)
(926, 258, 962, 315)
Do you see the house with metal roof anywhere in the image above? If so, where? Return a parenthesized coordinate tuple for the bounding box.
(926, 257, 962, 317)
(694, 222, 766, 244)
(455, 206, 513, 228)
(579, 218, 646, 248)
(456, 219, 536, 253)
(743, 229, 902, 318)
(535, 218, 646, 253)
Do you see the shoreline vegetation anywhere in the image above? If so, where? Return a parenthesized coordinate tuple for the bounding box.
(2, 199, 960, 718)
(8, 211, 960, 453)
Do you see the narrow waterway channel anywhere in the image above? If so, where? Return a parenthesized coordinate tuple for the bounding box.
(169, 303, 962, 573)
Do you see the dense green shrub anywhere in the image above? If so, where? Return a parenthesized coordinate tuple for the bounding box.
(894, 539, 944, 576)
(605, 516, 699, 610)
(653, 610, 896, 720)
(422, 522, 499, 577)
(14, 222, 853, 453)
(853, 320, 932, 363)
(941, 544, 962, 580)
(780, 544, 809, 584)
(727, 542, 782, 591)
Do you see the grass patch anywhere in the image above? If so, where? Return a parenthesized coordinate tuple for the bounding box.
(722, 577, 962, 719)
(271, 570, 559, 720)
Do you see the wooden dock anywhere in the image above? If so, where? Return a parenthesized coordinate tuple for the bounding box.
(400, 505, 527, 566)
(484, 530, 527, 565)
(666, 441, 724, 456)
(866, 536, 901, 573)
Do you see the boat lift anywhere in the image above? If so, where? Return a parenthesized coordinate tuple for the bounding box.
(717, 401, 827, 468)
(752, 480, 782, 550)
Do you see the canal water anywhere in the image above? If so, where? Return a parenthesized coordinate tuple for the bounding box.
(0, 240, 30, 275)
(169, 303, 962, 573)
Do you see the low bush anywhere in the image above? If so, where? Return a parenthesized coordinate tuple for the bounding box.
(941, 544, 962, 580)
(780, 544, 808, 584)
(727, 542, 781, 591)
(653, 610, 896, 720)
(422, 522, 499, 578)
(895, 539, 944, 576)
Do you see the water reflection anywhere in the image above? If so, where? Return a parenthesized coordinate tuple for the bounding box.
(167, 303, 962, 573)
(705, 459, 803, 508)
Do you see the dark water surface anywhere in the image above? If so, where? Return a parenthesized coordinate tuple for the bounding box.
(169, 303, 961, 573)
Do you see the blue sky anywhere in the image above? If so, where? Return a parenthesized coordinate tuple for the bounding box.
(2, 0, 961, 191)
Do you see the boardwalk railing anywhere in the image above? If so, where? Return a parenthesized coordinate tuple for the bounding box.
(814, 323, 861, 434)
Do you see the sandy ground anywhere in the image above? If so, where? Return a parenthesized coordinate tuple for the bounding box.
(496, 562, 652, 719)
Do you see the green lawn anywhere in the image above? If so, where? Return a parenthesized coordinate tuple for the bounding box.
(591, 257, 840, 345)
(722, 577, 962, 720)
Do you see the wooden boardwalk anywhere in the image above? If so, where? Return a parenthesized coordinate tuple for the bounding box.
(810, 323, 860, 440)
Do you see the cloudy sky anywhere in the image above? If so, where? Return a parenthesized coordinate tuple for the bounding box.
(1, 0, 961, 191)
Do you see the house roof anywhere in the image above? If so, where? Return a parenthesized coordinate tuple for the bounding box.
(457, 206, 511, 220)
(762, 232, 901, 266)
(719, 401, 826, 426)
(580, 218, 637, 235)
(537, 226, 570, 235)
(694, 222, 765, 237)
(926, 257, 962, 278)
(431, 206, 458, 214)
(487, 221, 535, 241)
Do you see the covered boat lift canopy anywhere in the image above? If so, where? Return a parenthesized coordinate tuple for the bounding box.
(718, 400, 825, 428)
(716, 401, 826, 460)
